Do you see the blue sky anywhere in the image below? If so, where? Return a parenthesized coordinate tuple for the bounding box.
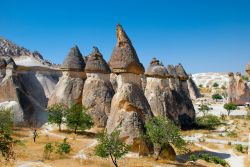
(0, 0, 250, 73)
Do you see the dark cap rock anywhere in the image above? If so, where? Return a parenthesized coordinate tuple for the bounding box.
(175, 63, 188, 81)
(167, 65, 178, 78)
(61, 45, 85, 71)
(228, 72, 234, 77)
(0, 57, 7, 69)
(85, 47, 111, 74)
(5, 57, 17, 69)
(109, 24, 144, 74)
(145, 58, 169, 78)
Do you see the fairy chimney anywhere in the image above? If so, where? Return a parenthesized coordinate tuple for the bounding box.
(48, 46, 86, 106)
(82, 47, 114, 128)
(106, 24, 153, 154)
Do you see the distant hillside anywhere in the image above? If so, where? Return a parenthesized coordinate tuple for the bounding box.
(192, 72, 229, 88)
(0, 37, 57, 68)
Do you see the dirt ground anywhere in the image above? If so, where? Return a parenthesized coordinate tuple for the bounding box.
(0, 127, 220, 167)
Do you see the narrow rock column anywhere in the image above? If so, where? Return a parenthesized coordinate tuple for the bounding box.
(48, 46, 86, 106)
(106, 24, 153, 154)
(82, 47, 114, 128)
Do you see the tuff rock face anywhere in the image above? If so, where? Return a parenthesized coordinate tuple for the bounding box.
(82, 47, 114, 127)
(187, 75, 201, 100)
(0, 58, 56, 126)
(144, 60, 195, 127)
(145, 58, 171, 117)
(246, 63, 250, 76)
(106, 25, 153, 154)
(48, 46, 86, 106)
(109, 24, 144, 75)
(227, 72, 250, 105)
(166, 64, 195, 128)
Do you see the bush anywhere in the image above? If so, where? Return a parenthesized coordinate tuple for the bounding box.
(235, 144, 244, 153)
(43, 143, 54, 160)
(226, 131, 237, 138)
(212, 93, 223, 101)
(189, 154, 198, 161)
(196, 115, 221, 130)
(197, 153, 227, 166)
(56, 138, 71, 155)
(212, 82, 219, 88)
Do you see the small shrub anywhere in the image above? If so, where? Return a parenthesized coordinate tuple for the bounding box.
(197, 115, 221, 130)
(189, 154, 198, 161)
(43, 143, 54, 160)
(196, 153, 227, 166)
(226, 131, 237, 138)
(56, 138, 71, 156)
(235, 144, 244, 153)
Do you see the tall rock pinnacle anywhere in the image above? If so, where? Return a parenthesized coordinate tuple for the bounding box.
(109, 24, 144, 74)
(61, 45, 85, 71)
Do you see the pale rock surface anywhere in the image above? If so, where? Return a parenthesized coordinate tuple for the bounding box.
(187, 76, 201, 100)
(0, 101, 23, 124)
(227, 72, 250, 105)
(107, 25, 153, 154)
(82, 47, 114, 127)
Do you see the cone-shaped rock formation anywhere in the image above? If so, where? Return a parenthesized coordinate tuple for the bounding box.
(48, 46, 86, 106)
(106, 25, 153, 154)
(82, 47, 114, 127)
(109, 24, 144, 75)
(145, 58, 172, 117)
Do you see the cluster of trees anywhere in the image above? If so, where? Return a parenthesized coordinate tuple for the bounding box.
(47, 103, 93, 134)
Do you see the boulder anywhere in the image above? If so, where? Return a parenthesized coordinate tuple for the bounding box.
(82, 47, 114, 127)
(106, 25, 153, 154)
(227, 72, 250, 105)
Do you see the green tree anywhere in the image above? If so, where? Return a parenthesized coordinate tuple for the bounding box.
(212, 93, 223, 102)
(145, 117, 187, 160)
(198, 104, 211, 116)
(212, 82, 219, 88)
(47, 103, 67, 131)
(197, 115, 221, 130)
(95, 129, 130, 167)
(65, 103, 93, 134)
(0, 107, 14, 134)
(0, 107, 15, 161)
(224, 103, 237, 116)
